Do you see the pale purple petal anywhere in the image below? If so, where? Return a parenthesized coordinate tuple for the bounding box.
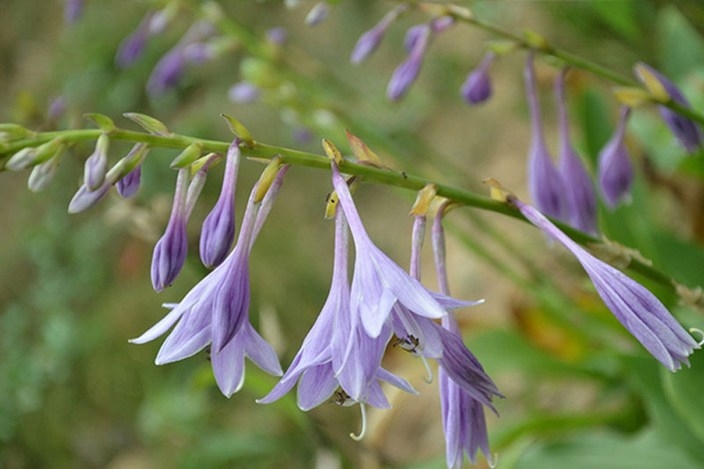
(598, 107, 633, 208)
(297, 364, 338, 410)
(211, 333, 247, 397)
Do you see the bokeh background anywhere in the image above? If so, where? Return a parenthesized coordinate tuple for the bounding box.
(2, 1, 704, 468)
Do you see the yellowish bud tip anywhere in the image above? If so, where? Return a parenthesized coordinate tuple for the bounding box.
(612, 86, 652, 107)
(255, 156, 283, 203)
(322, 138, 343, 164)
(324, 191, 339, 219)
(410, 184, 437, 217)
(221, 113, 254, 145)
(345, 130, 386, 168)
(634, 64, 670, 103)
(190, 152, 219, 175)
(523, 29, 550, 50)
(483, 178, 513, 202)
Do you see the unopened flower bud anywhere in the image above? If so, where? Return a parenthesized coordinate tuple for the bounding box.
(460, 52, 494, 105)
(350, 4, 407, 64)
(266, 27, 288, 45)
(305, 2, 329, 26)
(84, 133, 110, 191)
(200, 140, 240, 268)
(117, 165, 142, 198)
(598, 107, 633, 208)
(28, 148, 65, 192)
(387, 25, 431, 101)
(228, 81, 260, 104)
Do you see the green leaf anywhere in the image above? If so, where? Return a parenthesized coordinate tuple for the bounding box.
(656, 5, 704, 79)
(662, 350, 704, 442)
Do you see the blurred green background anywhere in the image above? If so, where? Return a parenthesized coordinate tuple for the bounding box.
(2, 1, 704, 468)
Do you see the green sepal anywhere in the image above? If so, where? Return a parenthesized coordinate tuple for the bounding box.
(221, 114, 254, 146)
(123, 112, 172, 136)
(170, 142, 203, 169)
(84, 113, 117, 132)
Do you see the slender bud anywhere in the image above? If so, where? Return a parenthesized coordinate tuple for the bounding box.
(151, 168, 190, 291)
(199, 140, 240, 268)
(525, 52, 564, 219)
(598, 107, 633, 208)
(387, 24, 431, 101)
(84, 133, 110, 191)
(460, 52, 495, 105)
(350, 4, 407, 64)
(28, 146, 65, 192)
(117, 166, 142, 198)
(116, 12, 153, 68)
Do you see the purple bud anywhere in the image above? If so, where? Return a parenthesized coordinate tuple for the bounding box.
(555, 69, 597, 234)
(598, 107, 633, 208)
(84, 134, 109, 191)
(116, 165, 142, 198)
(525, 53, 564, 219)
(350, 5, 406, 64)
(305, 2, 329, 26)
(228, 82, 260, 104)
(292, 127, 314, 145)
(266, 27, 288, 45)
(403, 24, 427, 53)
(47, 96, 67, 121)
(460, 52, 494, 105)
(147, 51, 185, 96)
(199, 141, 240, 268)
(68, 183, 111, 214)
(387, 25, 431, 101)
(116, 13, 153, 68)
(635, 62, 702, 154)
(430, 15, 455, 33)
(151, 168, 189, 291)
(183, 43, 214, 64)
(64, 0, 83, 23)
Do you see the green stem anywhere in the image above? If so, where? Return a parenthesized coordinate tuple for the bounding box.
(0, 126, 683, 297)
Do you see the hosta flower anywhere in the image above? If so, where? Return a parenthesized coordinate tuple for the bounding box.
(387, 24, 431, 101)
(131, 164, 290, 397)
(199, 140, 240, 268)
(116, 164, 141, 198)
(84, 133, 109, 191)
(258, 211, 416, 413)
(525, 52, 564, 220)
(350, 4, 407, 64)
(555, 69, 597, 234)
(598, 107, 633, 208)
(460, 52, 494, 106)
(512, 196, 699, 371)
(150, 168, 189, 291)
(635, 62, 703, 154)
(331, 162, 448, 340)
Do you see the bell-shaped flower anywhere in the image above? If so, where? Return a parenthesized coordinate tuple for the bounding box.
(199, 140, 240, 268)
(555, 69, 597, 234)
(460, 52, 494, 106)
(258, 210, 416, 413)
(331, 162, 448, 342)
(428, 207, 501, 467)
(598, 107, 633, 208)
(512, 196, 699, 371)
(525, 52, 564, 220)
(635, 62, 703, 154)
(131, 164, 290, 397)
(350, 4, 407, 64)
(151, 168, 189, 291)
(387, 24, 431, 101)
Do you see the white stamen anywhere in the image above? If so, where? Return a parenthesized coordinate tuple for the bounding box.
(488, 452, 499, 469)
(349, 403, 367, 441)
(689, 328, 704, 348)
(420, 355, 433, 384)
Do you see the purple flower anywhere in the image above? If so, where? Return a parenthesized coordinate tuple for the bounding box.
(387, 24, 431, 101)
(525, 52, 564, 220)
(430, 15, 455, 34)
(131, 165, 290, 397)
(305, 2, 329, 26)
(116, 164, 141, 198)
(227, 82, 260, 104)
(258, 210, 416, 413)
(331, 162, 448, 339)
(555, 69, 597, 234)
(116, 12, 154, 68)
(199, 140, 240, 268)
(598, 107, 633, 208)
(151, 168, 189, 291)
(460, 52, 494, 105)
(635, 63, 703, 154)
(84, 133, 109, 191)
(512, 196, 699, 371)
(350, 4, 407, 64)
(266, 27, 288, 45)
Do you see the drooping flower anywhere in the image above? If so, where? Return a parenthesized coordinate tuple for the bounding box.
(150, 168, 189, 291)
(598, 107, 633, 208)
(131, 164, 289, 397)
(258, 210, 416, 414)
(512, 196, 699, 371)
(350, 4, 407, 64)
(555, 69, 597, 234)
(431, 201, 498, 467)
(387, 24, 432, 101)
(634, 62, 703, 154)
(460, 52, 494, 106)
(199, 140, 240, 268)
(525, 52, 565, 220)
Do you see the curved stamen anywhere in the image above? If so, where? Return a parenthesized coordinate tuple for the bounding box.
(420, 354, 433, 384)
(349, 403, 367, 441)
(689, 328, 704, 348)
